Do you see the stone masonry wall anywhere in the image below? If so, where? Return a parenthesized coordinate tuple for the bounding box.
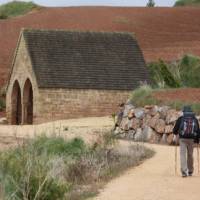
(6, 34, 40, 124)
(36, 88, 130, 124)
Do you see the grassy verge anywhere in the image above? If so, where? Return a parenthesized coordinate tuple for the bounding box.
(131, 85, 200, 114)
(0, 133, 154, 200)
(0, 1, 40, 19)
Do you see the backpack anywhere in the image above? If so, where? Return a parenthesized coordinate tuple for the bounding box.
(179, 116, 198, 137)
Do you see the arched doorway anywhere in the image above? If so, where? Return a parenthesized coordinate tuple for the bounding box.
(11, 80, 22, 125)
(23, 79, 33, 124)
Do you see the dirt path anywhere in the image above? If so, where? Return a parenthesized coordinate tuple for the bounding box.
(93, 143, 200, 200)
(0, 116, 113, 146)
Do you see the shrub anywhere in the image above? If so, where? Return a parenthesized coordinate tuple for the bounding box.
(0, 11, 8, 19)
(0, 1, 39, 18)
(0, 135, 154, 200)
(148, 60, 181, 88)
(32, 136, 87, 157)
(178, 55, 200, 87)
(131, 85, 160, 107)
(148, 55, 200, 88)
(0, 137, 85, 200)
(174, 0, 200, 6)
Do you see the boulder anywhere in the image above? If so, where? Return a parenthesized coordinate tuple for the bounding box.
(167, 134, 174, 145)
(148, 105, 159, 117)
(149, 113, 160, 129)
(158, 106, 170, 120)
(116, 132, 126, 139)
(120, 118, 129, 131)
(127, 108, 135, 119)
(130, 118, 141, 130)
(134, 128, 144, 142)
(144, 105, 154, 109)
(165, 125, 173, 134)
(142, 126, 156, 142)
(149, 132, 162, 143)
(166, 109, 181, 124)
(155, 119, 165, 133)
(134, 108, 145, 119)
(123, 102, 134, 117)
(126, 130, 136, 140)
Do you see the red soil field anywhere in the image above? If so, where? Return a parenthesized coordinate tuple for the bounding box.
(154, 88, 200, 103)
(1, 6, 200, 88)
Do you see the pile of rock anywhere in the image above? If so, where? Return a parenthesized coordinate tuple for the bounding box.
(115, 104, 199, 145)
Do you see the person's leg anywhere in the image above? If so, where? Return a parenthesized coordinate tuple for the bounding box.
(187, 139, 194, 175)
(180, 139, 188, 176)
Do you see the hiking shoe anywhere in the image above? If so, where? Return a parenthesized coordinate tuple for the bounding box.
(188, 172, 193, 176)
(182, 172, 187, 177)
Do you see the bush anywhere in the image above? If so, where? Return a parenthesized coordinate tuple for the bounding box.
(148, 60, 181, 88)
(131, 85, 160, 107)
(0, 135, 154, 200)
(174, 0, 200, 6)
(0, 137, 85, 200)
(148, 55, 200, 88)
(179, 55, 200, 87)
(0, 11, 8, 19)
(32, 136, 87, 157)
(0, 1, 39, 18)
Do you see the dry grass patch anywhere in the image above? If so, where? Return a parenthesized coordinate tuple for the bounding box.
(0, 132, 154, 200)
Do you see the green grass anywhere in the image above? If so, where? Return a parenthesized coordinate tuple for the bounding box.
(174, 0, 200, 6)
(0, 1, 40, 19)
(130, 85, 160, 107)
(0, 134, 154, 200)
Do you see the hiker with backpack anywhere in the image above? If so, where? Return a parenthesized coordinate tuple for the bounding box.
(173, 106, 200, 177)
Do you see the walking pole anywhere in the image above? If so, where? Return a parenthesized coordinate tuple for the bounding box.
(175, 143, 177, 176)
(173, 134, 178, 176)
(197, 143, 200, 174)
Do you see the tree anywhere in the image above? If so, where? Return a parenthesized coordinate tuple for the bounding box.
(146, 0, 155, 7)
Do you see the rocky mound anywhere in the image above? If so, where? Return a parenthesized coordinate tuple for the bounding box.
(115, 104, 200, 145)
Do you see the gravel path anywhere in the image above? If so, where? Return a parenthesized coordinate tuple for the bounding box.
(93, 143, 200, 200)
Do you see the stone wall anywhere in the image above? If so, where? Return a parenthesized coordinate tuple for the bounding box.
(115, 104, 200, 145)
(6, 34, 40, 124)
(36, 88, 130, 124)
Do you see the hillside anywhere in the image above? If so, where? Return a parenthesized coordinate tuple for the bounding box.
(1, 6, 200, 87)
(175, 0, 200, 6)
(0, 1, 39, 19)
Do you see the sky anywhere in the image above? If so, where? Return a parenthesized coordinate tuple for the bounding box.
(0, 0, 176, 7)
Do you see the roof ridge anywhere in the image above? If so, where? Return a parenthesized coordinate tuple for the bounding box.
(22, 28, 135, 37)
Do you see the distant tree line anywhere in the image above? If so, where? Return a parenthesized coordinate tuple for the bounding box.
(174, 0, 200, 6)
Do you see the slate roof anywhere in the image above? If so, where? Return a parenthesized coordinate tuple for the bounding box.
(22, 29, 149, 90)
